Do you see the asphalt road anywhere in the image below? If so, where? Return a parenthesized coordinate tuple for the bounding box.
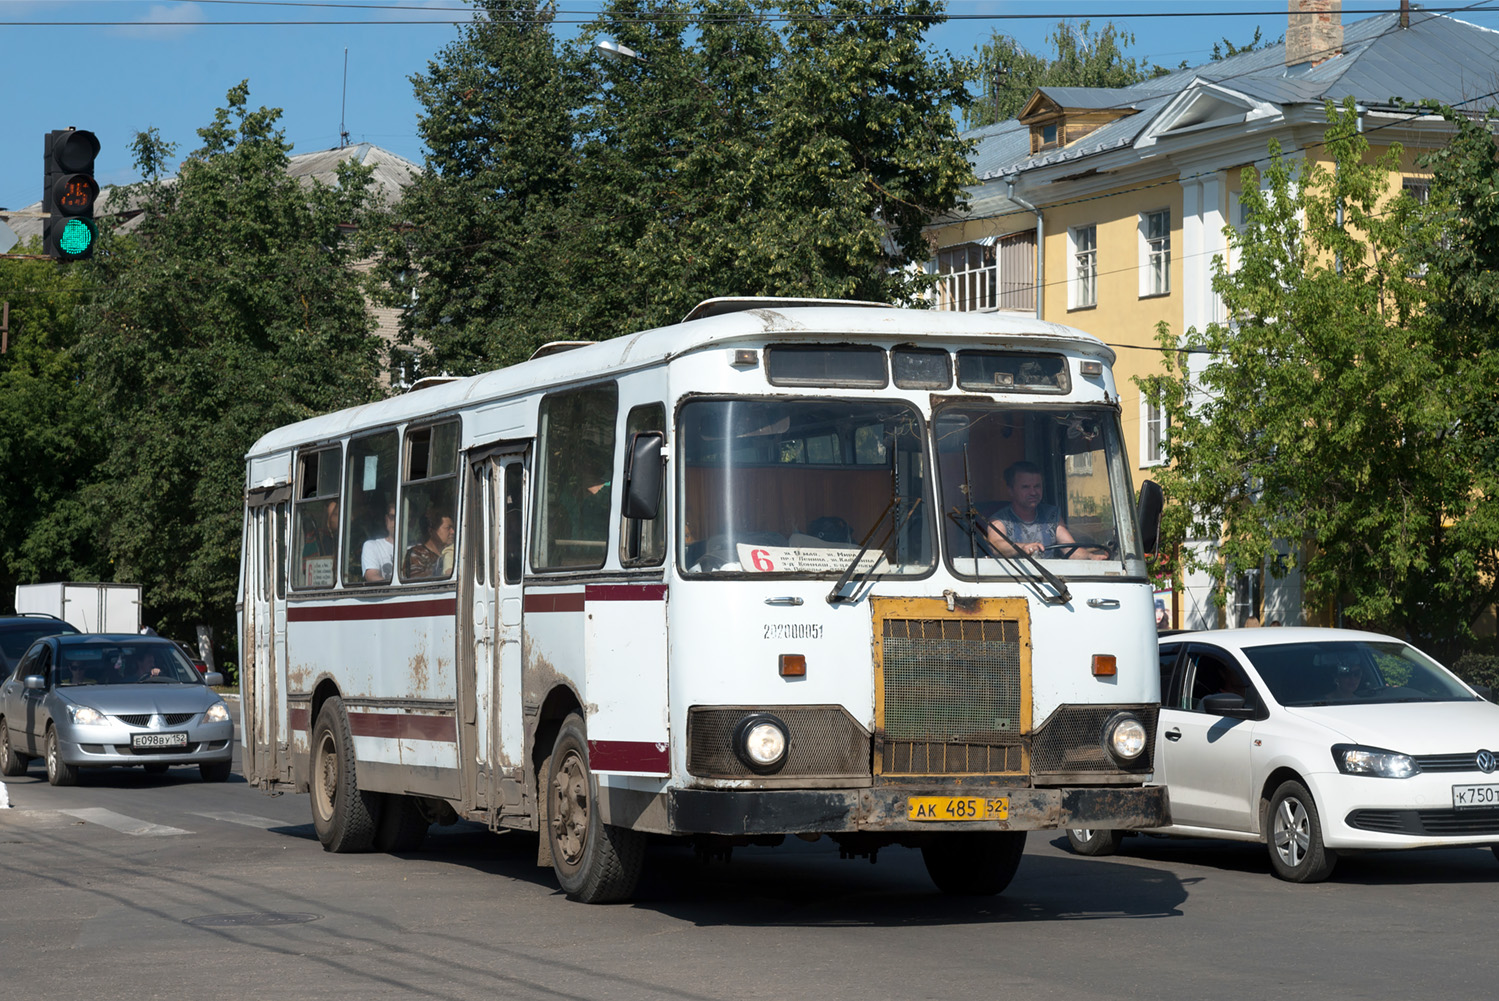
(3, 711, 1496, 1001)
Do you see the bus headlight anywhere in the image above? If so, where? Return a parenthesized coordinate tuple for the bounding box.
(733, 714, 790, 773)
(1103, 712, 1148, 763)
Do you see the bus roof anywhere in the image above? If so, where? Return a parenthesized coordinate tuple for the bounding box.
(246, 302, 1114, 461)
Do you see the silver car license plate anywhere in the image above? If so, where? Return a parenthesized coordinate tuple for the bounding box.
(1451, 784, 1499, 809)
(132, 732, 188, 750)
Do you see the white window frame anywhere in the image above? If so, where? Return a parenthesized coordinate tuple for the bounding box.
(1068, 224, 1097, 309)
(932, 241, 997, 312)
(1139, 209, 1171, 297)
(1141, 396, 1167, 467)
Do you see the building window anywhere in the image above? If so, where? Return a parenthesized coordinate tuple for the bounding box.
(1402, 180, 1430, 204)
(933, 242, 996, 312)
(1069, 225, 1097, 309)
(1142, 398, 1167, 466)
(934, 232, 1036, 313)
(1140, 209, 1171, 297)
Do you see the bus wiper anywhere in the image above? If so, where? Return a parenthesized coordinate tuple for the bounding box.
(952, 443, 1070, 604)
(826, 498, 922, 605)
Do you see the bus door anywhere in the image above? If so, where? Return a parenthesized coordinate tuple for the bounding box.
(243, 488, 289, 785)
(461, 445, 529, 816)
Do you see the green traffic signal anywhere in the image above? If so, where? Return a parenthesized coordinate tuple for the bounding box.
(56, 217, 96, 258)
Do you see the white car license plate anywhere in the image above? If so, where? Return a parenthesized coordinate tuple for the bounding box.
(1451, 784, 1499, 809)
(132, 732, 188, 750)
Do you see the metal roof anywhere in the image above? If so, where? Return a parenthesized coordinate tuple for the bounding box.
(960, 12, 1499, 190)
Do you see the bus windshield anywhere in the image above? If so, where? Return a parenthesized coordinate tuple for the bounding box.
(934, 404, 1145, 578)
(679, 399, 934, 576)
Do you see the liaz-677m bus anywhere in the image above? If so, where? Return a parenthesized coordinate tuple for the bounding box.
(238, 298, 1167, 902)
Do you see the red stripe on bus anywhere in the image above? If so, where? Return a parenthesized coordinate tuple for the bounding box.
(286, 598, 457, 622)
(589, 739, 669, 773)
(585, 584, 668, 602)
(348, 711, 456, 743)
(524, 592, 586, 613)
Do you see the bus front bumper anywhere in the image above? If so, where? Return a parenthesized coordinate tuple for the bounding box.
(661, 784, 1170, 836)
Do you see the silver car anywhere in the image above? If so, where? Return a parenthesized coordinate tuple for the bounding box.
(0, 634, 232, 786)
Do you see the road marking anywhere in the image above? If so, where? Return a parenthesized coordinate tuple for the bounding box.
(60, 808, 191, 837)
(189, 810, 295, 830)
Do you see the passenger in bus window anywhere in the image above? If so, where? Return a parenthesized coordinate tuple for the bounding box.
(362, 503, 397, 582)
(403, 508, 455, 579)
(303, 499, 339, 558)
(983, 460, 1105, 560)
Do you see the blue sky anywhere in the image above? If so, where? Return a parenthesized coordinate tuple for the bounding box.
(5, 1, 1498, 213)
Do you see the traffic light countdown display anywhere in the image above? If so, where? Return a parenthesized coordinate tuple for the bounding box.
(43, 129, 100, 261)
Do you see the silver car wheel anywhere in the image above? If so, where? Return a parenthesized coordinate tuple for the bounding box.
(1272, 795, 1311, 869)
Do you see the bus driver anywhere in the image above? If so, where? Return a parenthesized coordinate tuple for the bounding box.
(984, 460, 1105, 561)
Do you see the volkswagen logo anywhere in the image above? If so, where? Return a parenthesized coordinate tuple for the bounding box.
(1477, 749, 1497, 774)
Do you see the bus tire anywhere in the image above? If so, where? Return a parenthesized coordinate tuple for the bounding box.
(921, 831, 1027, 895)
(311, 697, 381, 852)
(0, 719, 28, 776)
(546, 713, 645, 903)
(374, 794, 430, 853)
(45, 726, 79, 787)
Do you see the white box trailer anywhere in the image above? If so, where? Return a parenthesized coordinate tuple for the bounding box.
(14, 582, 142, 633)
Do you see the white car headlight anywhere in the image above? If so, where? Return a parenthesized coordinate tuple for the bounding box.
(203, 702, 231, 724)
(66, 705, 108, 726)
(1104, 713, 1148, 762)
(1334, 744, 1419, 778)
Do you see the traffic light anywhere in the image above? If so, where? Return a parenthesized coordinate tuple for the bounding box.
(42, 128, 100, 261)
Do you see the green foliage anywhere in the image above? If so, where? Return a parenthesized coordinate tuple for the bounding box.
(968, 21, 1156, 128)
(1139, 101, 1499, 652)
(1451, 652, 1499, 692)
(71, 82, 391, 638)
(389, 0, 974, 376)
(1210, 27, 1278, 62)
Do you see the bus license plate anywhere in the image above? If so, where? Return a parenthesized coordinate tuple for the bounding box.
(132, 732, 188, 750)
(1452, 784, 1499, 809)
(908, 796, 1009, 822)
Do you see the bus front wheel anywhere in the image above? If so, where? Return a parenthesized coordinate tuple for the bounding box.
(921, 831, 1027, 895)
(311, 697, 382, 853)
(546, 713, 645, 903)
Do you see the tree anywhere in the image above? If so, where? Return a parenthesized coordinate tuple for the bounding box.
(1140, 102, 1499, 651)
(76, 82, 390, 639)
(390, 0, 974, 376)
(967, 21, 1154, 129)
(0, 253, 109, 606)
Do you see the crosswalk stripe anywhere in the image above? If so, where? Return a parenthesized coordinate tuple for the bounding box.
(60, 807, 191, 837)
(188, 810, 293, 830)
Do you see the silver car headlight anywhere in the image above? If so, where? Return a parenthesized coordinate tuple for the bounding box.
(1333, 744, 1419, 778)
(203, 702, 231, 724)
(66, 704, 108, 726)
(1103, 712, 1148, 763)
(733, 714, 789, 773)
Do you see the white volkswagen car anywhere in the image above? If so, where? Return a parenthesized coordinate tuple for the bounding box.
(1067, 628, 1499, 882)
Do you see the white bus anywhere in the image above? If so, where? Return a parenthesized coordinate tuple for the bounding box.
(238, 298, 1167, 902)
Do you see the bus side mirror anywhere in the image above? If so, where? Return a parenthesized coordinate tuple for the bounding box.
(622, 431, 664, 520)
(1137, 480, 1164, 556)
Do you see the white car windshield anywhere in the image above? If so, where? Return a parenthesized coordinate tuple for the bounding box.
(1243, 640, 1478, 707)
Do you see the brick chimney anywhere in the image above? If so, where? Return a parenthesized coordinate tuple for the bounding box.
(1286, 0, 1343, 69)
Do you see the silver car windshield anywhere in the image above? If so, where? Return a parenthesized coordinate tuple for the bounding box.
(57, 644, 202, 686)
(935, 404, 1145, 578)
(678, 399, 934, 577)
(1244, 641, 1478, 706)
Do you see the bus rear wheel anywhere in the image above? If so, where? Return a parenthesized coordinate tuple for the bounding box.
(546, 713, 644, 903)
(310, 697, 381, 852)
(921, 831, 1027, 895)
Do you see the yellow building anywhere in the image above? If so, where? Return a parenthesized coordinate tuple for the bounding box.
(924, 3, 1497, 627)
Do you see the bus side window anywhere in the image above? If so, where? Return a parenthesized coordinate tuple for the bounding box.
(620, 403, 666, 567)
(343, 430, 398, 585)
(532, 383, 618, 572)
(400, 422, 460, 582)
(503, 463, 524, 584)
(292, 447, 342, 590)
